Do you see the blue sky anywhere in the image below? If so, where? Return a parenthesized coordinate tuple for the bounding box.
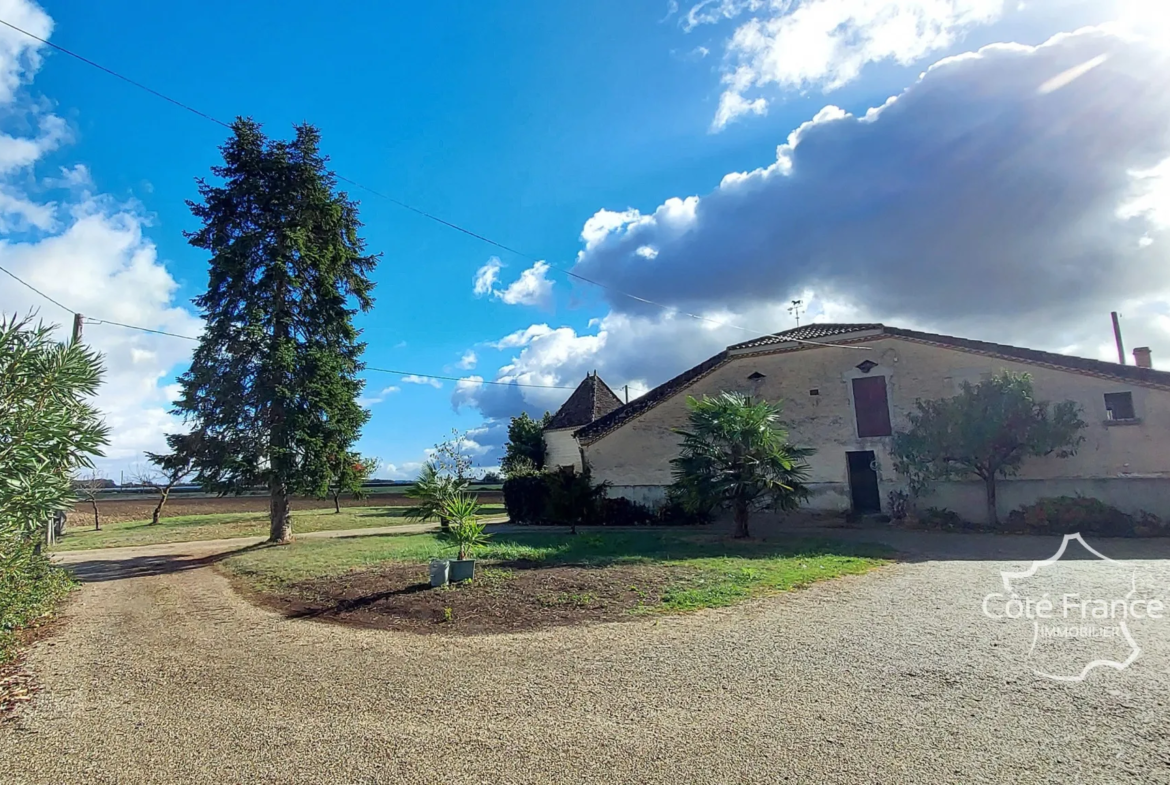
(1, 0, 1168, 479)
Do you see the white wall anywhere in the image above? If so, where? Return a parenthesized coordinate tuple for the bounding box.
(583, 336, 1170, 518)
(543, 428, 582, 471)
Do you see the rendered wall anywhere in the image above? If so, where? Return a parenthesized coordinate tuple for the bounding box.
(583, 336, 1170, 517)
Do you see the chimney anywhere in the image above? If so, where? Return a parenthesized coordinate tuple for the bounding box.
(1133, 347, 1152, 369)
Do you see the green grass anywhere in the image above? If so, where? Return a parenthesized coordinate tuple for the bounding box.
(221, 529, 891, 610)
(52, 505, 505, 552)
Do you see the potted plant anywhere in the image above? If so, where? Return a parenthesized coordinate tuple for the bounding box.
(441, 493, 490, 582)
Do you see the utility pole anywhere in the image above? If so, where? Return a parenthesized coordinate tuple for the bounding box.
(1111, 311, 1125, 365)
(787, 299, 804, 327)
(623, 384, 629, 404)
(71, 313, 84, 344)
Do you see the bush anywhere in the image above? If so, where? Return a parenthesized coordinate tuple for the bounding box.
(657, 498, 712, 526)
(503, 474, 550, 524)
(601, 497, 658, 527)
(1, 546, 75, 663)
(545, 466, 607, 530)
(912, 506, 968, 532)
(1005, 496, 1167, 538)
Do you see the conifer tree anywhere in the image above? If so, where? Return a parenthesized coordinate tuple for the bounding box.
(176, 119, 378, 543)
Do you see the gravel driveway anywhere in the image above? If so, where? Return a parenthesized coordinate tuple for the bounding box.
(2, 528, 1169, 784)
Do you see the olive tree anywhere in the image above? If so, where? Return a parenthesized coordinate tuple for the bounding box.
(891, 372, 1087, 526)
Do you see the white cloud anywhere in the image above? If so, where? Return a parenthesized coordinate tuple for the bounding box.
(357, 385, 400, 406)
(0, 0, 51, 105)
(458, 350, 477, 369)
(696, 0, 1008, 129)
(376, 461, 424, 481)
(491, 323, 556, 349)
(473, 257, 501, 296)
(472, 257, 556, 309)
(46, 163, 93, 190)
(495, 260, 555, 308)
(401, 374, 443, 389)
(571, 28, 1170, 362)
(0, 1, 202, 477)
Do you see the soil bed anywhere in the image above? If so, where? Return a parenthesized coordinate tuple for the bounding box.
(244, 560, 684, 635)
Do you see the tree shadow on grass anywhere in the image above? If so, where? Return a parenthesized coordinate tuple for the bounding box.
(64, 542, 266, 583)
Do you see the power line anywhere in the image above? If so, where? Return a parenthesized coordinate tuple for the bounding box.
(368, 368, 573, 391)
(0, 263, 74, 315)
(82, 318, 201, 341)
(4, 17, 870, 352)
(0, 262, 617, 393)
(0, 19, 231, 129)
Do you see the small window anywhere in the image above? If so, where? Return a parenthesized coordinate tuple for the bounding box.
(1104, 392, 1136, 421)
(852, 376, 892, 437)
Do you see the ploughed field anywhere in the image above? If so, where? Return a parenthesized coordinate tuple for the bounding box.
(66, 490, 503, 528)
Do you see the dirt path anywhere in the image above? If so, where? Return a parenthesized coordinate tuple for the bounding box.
(3, 529, 1169, 784)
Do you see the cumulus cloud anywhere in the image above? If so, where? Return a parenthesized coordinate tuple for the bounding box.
(376, 461, 424, 481)
(572, 28, 1170, 361)
(401, 374, 443, 389)
(357, 385, 400, 406)
(691, 0, 1007, 129)
(457, 350, 477, 369)
(0, 0, 202, 477)
(471, 256, 556, 309)
(496, 261, 555, 308)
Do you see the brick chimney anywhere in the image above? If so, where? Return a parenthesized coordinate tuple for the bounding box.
(1133, 346, 1152, 369)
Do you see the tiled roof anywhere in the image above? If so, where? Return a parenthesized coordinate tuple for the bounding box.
(546, 373, 624, 430)
(885, 326, 1170, 388)
(574, 323, 1170, 444)
(728, 323, 884, 351)
(573, 351, 731, 441)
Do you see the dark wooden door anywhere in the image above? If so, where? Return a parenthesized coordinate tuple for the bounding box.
(847, 450, 881, 514)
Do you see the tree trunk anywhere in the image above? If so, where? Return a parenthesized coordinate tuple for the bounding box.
(984, 475, 999, 528)
(269, 480, 293, 543)
(733, 499, 750, 539)
(151, 488, 170, 525)
(333, 492, 341, 513)
(90, 500, 100, 531)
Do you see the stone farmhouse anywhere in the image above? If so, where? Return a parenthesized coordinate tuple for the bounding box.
(544, 324, 1170, 523)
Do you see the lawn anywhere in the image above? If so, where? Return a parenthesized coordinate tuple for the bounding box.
(221, 529, 892, 633)
(52, 505, 505, 552)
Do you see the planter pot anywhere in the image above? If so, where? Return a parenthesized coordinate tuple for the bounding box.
(429, 559, 450, 587)
(448, 559, 475, 583)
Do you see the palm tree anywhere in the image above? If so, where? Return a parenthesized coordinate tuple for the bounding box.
(670, 392, 813, 538)
(403, 461, 469, 531)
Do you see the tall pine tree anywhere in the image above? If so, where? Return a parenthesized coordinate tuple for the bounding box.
(176, 119, 377, 543)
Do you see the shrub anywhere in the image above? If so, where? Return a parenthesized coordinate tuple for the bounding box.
(1, 546, 75, 663)
(1005, 496, 1166, 538)
(657, 499, 712, 526)
(503, 474, 550, 524)
(545, 466, 608, 532)
(913, 507, 967, 532)
(601, 497, 658, 527)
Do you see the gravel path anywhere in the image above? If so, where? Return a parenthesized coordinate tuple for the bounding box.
(3, 528, 1169, 784)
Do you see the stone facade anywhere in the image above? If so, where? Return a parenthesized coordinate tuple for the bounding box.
(577, 329, 1170, 523)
